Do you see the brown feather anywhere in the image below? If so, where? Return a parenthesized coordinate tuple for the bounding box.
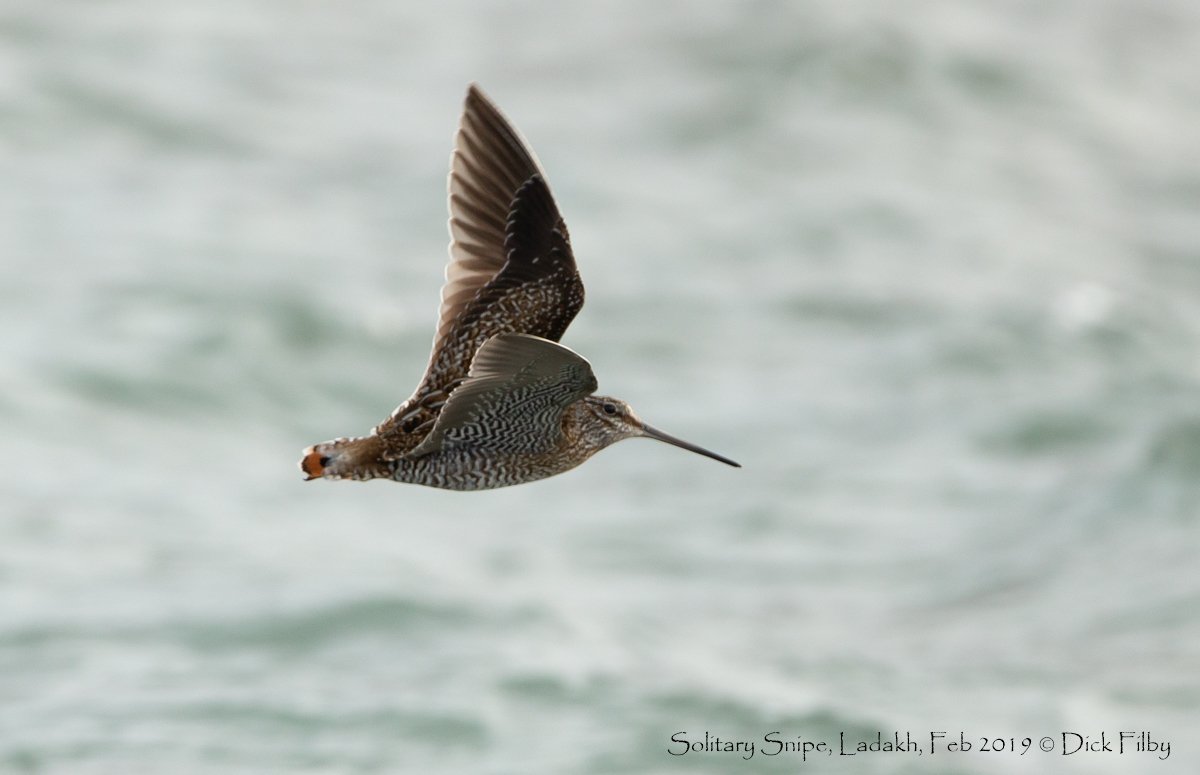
(374, 85, 583, 456)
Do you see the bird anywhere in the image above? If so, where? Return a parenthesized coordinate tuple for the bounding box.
(300, 83, 739, 491)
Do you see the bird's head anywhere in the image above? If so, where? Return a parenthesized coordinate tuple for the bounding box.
(579, 395, 740, 467)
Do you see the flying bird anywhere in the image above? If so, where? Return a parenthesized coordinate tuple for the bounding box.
(300, 84, 739, 490)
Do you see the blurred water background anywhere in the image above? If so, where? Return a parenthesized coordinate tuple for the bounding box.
(2, 1, 1199, 773)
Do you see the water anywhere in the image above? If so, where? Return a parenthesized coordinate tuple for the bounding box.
(2, 1, 1198, 772)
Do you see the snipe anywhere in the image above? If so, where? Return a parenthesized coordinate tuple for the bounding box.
(301, 84, 739, 490)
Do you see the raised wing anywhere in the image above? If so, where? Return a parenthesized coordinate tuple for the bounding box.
(407, 333, 597, 458)
(440, 83, 552, 345)
(376, 84, 584, 452)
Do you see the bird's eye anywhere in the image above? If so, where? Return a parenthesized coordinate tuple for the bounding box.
(602, 402, 618, 415)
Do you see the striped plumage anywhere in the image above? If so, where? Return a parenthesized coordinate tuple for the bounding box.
(300, 84, 738, 491)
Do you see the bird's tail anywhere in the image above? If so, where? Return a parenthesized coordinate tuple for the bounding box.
(299, 435, 388, 481)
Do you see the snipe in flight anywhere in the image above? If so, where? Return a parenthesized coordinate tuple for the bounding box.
(300, 84, 739, 490)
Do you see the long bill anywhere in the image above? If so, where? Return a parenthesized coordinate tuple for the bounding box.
(640, 423, 741, 468)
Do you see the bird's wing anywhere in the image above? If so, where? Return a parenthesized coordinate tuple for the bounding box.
(376, 84, 584, 452)
(406, 333, 597, 458)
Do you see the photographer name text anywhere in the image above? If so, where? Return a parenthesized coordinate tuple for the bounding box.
(668, 730, 1171, 762)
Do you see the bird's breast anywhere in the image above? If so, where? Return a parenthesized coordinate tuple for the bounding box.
(390, 444, 595, 491)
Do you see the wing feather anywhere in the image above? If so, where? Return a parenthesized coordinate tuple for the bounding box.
(407, 334, 597, 458)
(374, 85, 585, 454)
